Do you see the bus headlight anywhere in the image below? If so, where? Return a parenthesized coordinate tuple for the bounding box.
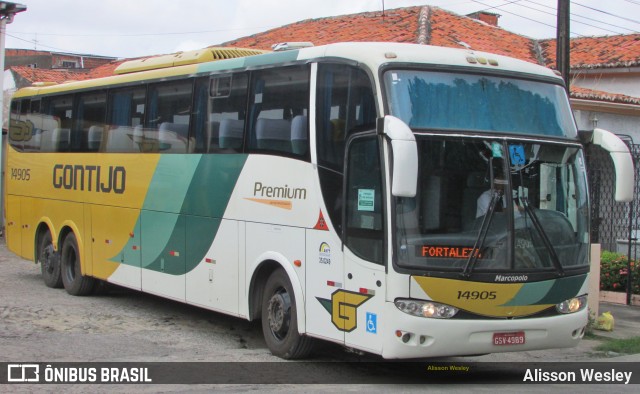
(556, 295, 588, 314)
(395, 299, 459, 319)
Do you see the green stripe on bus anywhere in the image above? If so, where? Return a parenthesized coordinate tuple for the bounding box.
(114, 154, 248, 274)
(500, 279, 555, 306)
(143, 155, 201, 213)
(533, 274, 588, 305)
(502, 275, 587, 307)
(181, 154, 248, 217)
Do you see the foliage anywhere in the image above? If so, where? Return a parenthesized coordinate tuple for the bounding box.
(600, 251, 640, 294)
(595, 337, 640, 355)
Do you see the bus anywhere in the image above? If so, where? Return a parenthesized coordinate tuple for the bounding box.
(4, 42, 634, 360)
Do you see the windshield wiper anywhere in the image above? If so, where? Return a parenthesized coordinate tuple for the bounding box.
(521, 198, 565, 277)
(461, 190, 501, 278)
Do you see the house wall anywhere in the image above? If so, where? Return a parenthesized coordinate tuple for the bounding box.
(572, 68, 640, 98)
(571, 68, 640, 143)
(573, 109, 640, 142)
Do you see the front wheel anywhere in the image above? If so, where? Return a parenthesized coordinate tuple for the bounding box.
(261, 269, 314, 359)
(38, 231, 62, 288)
(60, 232, 95, 296)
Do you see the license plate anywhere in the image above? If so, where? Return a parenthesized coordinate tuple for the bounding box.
(493, 331, 525, 346)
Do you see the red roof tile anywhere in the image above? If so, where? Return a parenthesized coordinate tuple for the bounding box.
(571, 86, 640, 105)
(85, 60, 127, 78)
(222, 7, 424, 50)
(11, 66, 92, 84)
(10, 60, 126, 85)
(426, 8, 539, 63)
(541, 34, 640, 69)
(222, 6, 540, 64)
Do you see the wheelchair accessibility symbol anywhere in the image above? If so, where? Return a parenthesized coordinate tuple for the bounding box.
(366, 312, 377, 334)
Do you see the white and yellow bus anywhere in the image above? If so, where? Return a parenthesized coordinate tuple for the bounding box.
(4, 42, 633, 359)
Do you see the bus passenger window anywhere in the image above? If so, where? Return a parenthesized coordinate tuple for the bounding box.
(106, 87, 146, 153)
(315, 64, 377, 235)
(147, 81, 193, 153)
(248, 65, 310, 157)
(197, 73, 248, 153)
(9, 99, 30, 151)
(316, 64, 376, 172)
(345, 135, 385, 265)
(76, 92, 106, 152)
(43, 95, 73, 152)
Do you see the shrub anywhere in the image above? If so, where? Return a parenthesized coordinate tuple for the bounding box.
(600, 250, 640, 294)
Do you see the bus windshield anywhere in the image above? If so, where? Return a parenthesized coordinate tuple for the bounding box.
(394, 136, 590, 275)
(384, 70, 577, 139)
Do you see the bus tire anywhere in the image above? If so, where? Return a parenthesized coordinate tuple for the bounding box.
(60, 232, 95, 296)
(261, 268, 315, 359)
(38, 230, 62, 288)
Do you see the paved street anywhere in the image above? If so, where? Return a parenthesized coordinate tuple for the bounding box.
(0, 240, 637, 392)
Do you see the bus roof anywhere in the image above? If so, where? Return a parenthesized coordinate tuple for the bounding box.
(298, 42, 561, 82)
(12, 42, 563, 99)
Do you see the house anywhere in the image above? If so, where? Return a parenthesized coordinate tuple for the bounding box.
(221, 5, 640, 142)
(2, 51, 124, 130)
(5, 49, 116, 70)
(4, 49, 119, 90)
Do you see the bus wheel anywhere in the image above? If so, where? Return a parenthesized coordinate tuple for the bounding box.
(38, 231, 62, 288)
(60, 232, 95, 296)
(261, 268, 314, 359)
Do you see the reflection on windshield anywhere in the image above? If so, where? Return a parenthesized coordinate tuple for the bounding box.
(395, 137, 589, 274)
(384, 70, 577, 138)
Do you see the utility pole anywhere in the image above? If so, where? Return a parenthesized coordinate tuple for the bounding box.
(556, 0, 570, 92)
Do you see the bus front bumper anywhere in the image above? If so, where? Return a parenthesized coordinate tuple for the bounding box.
(380, 301, 588, 359)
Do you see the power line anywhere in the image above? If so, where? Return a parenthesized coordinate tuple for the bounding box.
(572, 0, 640, 27)
(472, 0, 558, 29)
(513, 0, 631, 35)
(475, 0, 639, 37)
(8, 25, 279, 39)
(6, 25, 280, 58)
(524, 0, 637, 34)
(5, 32, 73, 53)
(473, 0, 524, 12)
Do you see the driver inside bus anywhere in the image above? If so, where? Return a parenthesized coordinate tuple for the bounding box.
(476, 176, 524, 218)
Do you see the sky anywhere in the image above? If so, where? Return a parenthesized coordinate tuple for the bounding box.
(4, 0, 640, 59)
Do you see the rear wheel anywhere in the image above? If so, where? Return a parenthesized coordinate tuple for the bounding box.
(261, 268, 314, 359)
(38, 231, 62, 288)
(60, 232, 95, 296)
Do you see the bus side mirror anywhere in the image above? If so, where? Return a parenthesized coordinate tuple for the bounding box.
(380, 116, 418, 197)
(586, 128, 635, 202)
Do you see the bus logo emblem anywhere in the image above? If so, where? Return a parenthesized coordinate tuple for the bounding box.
(316, 289, 372, 332)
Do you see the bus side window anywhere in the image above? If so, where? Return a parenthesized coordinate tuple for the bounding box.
(76, 92, 107, 152)
(316, 64, 376, 171)
(316, 64, 377, 236)
(198, 73, 248, 153)
(25, 100, 43, 151)
(42, 95, 73, 152)
(106, 87, 146, 153)
(248, 65, 310, 157)
(147, 80, 193, 153)
(8, 99, 28, 151)
(345, 135, 385, 265)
